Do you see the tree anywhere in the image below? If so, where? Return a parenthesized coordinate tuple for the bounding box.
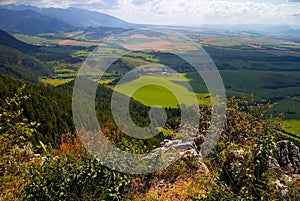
(0, 84, 38, 153)
(0, 84, 38, 200)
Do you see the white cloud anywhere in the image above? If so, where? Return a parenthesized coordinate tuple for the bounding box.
(1, 0, 300, 25)
(98, 0, 300, 25)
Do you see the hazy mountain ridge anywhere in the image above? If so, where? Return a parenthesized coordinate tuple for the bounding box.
(0, 9, 74, 34)
(40, 7, 136, 28)
(1, 4, 298, 37)
(0, 4, 138, 34)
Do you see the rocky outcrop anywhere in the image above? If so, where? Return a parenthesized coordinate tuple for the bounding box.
(267, 140, 300, 198)
(275, 140, 300, 174)
(159, 139, 199, 157)
(159, 135, 204, 158)
(156, 136, 209, 174)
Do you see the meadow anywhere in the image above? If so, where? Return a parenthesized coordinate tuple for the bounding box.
(114, 75, 211, 108)
(40, 78, 73, 86)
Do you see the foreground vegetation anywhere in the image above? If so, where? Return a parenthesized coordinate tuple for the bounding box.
(1, 84, 300, 200)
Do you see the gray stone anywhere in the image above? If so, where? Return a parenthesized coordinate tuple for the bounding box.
(155, 137, 209, 173)
(276, 140, 300, 174)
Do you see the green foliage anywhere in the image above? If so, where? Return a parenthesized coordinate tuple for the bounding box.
(0, 75, 74, 145)
(0, 85, 38, 200)
(0, 44, 52, 83)
(1, 83, 298, 201)
(204, 96, 280, 200)
(21, 155, 131, 201)
(150, 52, 194, 72)
(0, 29, 40, 54)
(0, 84, 38, 152)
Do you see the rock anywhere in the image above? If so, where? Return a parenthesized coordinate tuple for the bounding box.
(271, 174, 300, 199)
(156, 137, 209, 174)
(273, 179, 289, 199)
(160, 139, 195, 151)
(276, 140, 300, 174)
(269, 156, 280, 168)
(159, 138, 201, 158)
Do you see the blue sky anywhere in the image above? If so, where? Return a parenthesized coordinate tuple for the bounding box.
(1, 0, 300, 25)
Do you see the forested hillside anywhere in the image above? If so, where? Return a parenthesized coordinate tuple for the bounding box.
(0, 30, 39, 54)
(0, 45, 52, 82)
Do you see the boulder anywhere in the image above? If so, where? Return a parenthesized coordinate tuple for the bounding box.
(157, 137, 209, 174)
(276, 140, 300, 174)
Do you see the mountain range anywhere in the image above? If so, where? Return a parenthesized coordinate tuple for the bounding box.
(0, 4, 137, 34)
(1, 4, 299, 38)
(0, 8, 74, 34)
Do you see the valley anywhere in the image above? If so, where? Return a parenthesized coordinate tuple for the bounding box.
(8, 28, 300, 143)
(1, 3, 300, 200)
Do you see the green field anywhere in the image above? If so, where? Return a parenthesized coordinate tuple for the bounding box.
(121, 56, 149, 67)
(201, 36, 280, 47)
(279, 119, 300, 147)
(185, 70, 300, 119)
(14, 34, 60, 45)
(114, 75, 210, 108)
(40, 78, 73, 86)
(127, 52, 159, 63)
(73, 50, 90, 57)
(282, 119, 300, 136)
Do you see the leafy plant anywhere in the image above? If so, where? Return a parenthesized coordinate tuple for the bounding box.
(0, 84, 38, 200)
(204, 96, 281, 200)
(0, 84, 39, 152)
(21, 132, 132, 201)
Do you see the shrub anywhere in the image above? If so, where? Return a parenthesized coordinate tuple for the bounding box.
(21, 132, 132, 201)
(0, 85, 38, 200)
(204, 96, 281, 200)
(22, 155, 131, 201)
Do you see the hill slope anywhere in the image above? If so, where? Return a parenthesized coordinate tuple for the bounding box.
(0, 29, 39, 53)
(0, 45, 52, 82)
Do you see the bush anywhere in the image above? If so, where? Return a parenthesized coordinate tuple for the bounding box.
(21, 132, 132, 201)
(22, 155, 131, 201)
(0, 84, 38, 153)
(204, 96, 281, 200)
(0, 84, 38, 200)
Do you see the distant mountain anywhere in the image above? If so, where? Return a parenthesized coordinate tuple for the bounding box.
(0, 29, 39, 53)
(0, 4, 138, 30)
(0, 9, 74, 34)
(40, 7, 136, 28)
(0, 4, 40, 11)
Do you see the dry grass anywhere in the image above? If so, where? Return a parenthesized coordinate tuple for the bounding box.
(130, 173, 212, 201)
(122, 40, 198, 51)
(58, 39, 100, 46)
(128, 156, 214, 201)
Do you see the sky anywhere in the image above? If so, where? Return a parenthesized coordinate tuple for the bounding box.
(0, 0, 300, 25)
